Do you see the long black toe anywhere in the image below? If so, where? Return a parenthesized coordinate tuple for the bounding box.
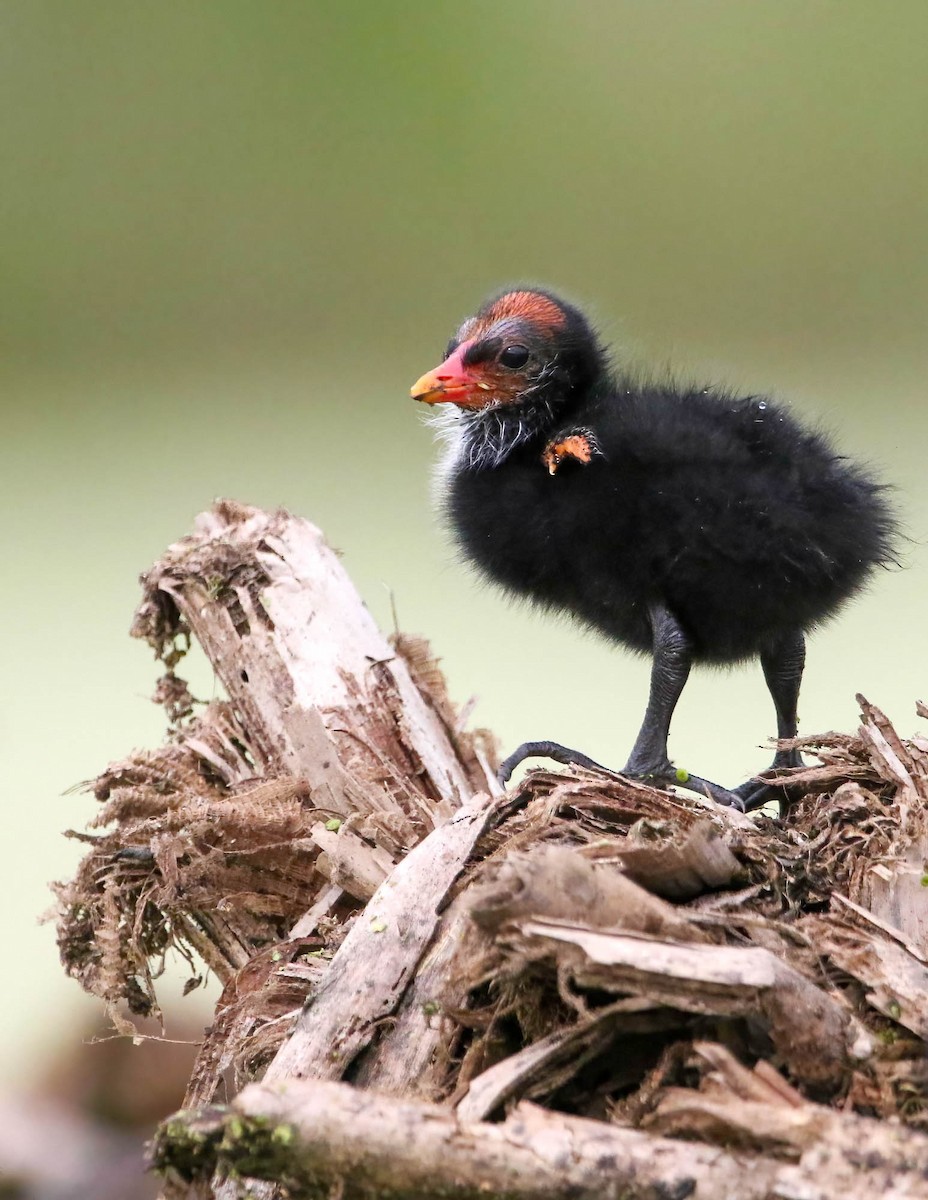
(497, 740, 611, 785)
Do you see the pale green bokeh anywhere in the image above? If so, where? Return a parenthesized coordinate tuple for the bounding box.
(3, 2, 927, 1083)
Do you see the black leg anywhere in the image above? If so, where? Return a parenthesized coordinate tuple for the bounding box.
(622, 604, 693, 777)
(619, 606, 744, 808)
(734, 628, 806, 810)
(496, 603, 745, 809)
(497, 604, 692, 786)
(763, 628, 805, 766)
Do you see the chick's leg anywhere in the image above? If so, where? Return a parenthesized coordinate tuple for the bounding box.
(734, 629, 806, 811)
(621, 605, 693, 778)
(498, 604, 744, 809)
(763, 628, 806, 767)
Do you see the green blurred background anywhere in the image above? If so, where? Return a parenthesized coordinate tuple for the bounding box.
(3, 0, 926, 1102)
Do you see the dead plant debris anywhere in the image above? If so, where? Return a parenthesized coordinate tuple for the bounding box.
(49, 503, 928, 1199)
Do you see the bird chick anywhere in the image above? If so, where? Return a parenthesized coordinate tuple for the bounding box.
(411, 288, 898, 809)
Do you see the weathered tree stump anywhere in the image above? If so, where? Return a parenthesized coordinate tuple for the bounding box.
(53, 502, 928, 1199)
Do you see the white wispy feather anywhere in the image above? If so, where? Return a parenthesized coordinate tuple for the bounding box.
(425, 356, 562, 481)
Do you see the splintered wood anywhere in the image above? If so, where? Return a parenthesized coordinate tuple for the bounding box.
(52, 501, 495, 1045)
(150, 1076, 928, 1200)
(52, 502, 928, 1200)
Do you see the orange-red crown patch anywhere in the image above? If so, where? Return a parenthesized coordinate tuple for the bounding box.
(483, 290, 567, 333)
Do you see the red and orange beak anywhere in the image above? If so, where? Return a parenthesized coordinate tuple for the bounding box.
(410, 342, 490, 408)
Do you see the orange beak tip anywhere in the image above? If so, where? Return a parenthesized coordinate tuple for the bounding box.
(410, 370, 444, 404)
(411, 387, 442, 405)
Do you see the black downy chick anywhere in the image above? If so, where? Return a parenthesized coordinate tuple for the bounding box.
(411, 288, 897, 809)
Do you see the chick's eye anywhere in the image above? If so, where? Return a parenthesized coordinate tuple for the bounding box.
(499, 344, 530, 369)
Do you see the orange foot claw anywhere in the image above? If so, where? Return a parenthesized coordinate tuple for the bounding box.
(542, 430, 601, 475)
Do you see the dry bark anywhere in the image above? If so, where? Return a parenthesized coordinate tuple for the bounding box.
(152, 1076, 928, 1200)
(494, 917, 863, 1090)
(262, 793, 503, 1085)
(52, 501, 495, 1083)
(49, 503, 928, 1200)
(131, 499, 493, 819)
